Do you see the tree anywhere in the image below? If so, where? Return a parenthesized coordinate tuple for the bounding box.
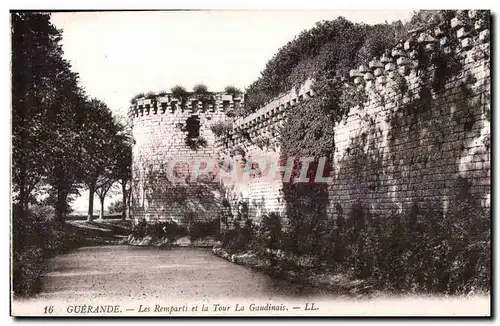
(12, 13, 65, 216)
(95, 177, 118, 220)
(82, 112, 132, 221)
(12, 13, 119, 225)
(12, 12, 88, 224)
(113, 116, 133, 220)
(79, 98, 120, 221)
(44, 82, 87, 224)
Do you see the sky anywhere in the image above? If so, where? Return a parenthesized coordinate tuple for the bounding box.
(50, 10, 414, 213)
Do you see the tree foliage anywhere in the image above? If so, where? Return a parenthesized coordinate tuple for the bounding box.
(11, 12, 132, 224)
(113, 120, 133, 219)
(12, 12, 85, 223)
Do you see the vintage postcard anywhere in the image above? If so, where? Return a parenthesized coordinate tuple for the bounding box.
(10, 9, 491, 317)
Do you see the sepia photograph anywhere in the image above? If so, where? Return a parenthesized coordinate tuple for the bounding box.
(10, 8, 491, 317)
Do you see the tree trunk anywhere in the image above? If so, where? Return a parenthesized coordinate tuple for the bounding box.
(55, 185, 67, 226)
(87, 182, 95, 221)
(127, 180, 132, 219)
(126, 183, 132, 219)
(99, 197, 105, 220)
(121, 181, 127, 220)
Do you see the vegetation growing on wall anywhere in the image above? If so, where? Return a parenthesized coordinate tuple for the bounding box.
(193, 83, 210, 102)
(224, 85, 242, 97)
(193, 83, 209, 94)
(219, 10, 490, 294)
(275, 17, 403, 258)
(171, 85, 189, 108)
(242, 17, 407, 115)
(185, 136, 208, 151)
(240, 15, 418, 245)
(210, 120, 233, 138)
(130, 92, 145, 105)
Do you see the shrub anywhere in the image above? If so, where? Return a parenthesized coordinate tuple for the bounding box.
(257, 212, 283, 251)
(131, 218, 147, 238)
(224, 85, 242, 97)
(218, 199, 234, 231)
(12, 204, 83, 297)
(185, 136, 208, 150)
(131, 219, 188, 242)
(171, 85, 188, 103)
(210, 120, 233, 138)
(333, 201, 490, 293)
(222, 219, 256, 254)
(12, 246, 44, 297)
(145, 91, 156, 100)
(189, 219, 220, 241)
(108, 199, 124, 214)
(218, 196, 490, 294)
(130, 92, 145, 105)
(193, 84, 210, 102)
(193, 83, 209, 94)
(162, 221, 188, 240)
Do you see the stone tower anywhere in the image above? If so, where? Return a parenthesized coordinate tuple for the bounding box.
(128, 91, 244, 224)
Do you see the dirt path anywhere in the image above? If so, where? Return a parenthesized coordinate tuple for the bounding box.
(31, 245, 327, 301)
(12, 245, 490, 316)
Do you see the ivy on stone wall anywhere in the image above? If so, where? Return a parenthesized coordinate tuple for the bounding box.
(210, 120, 233, 139)
(271, 16, 407, 259)
(185, 136, 207, 151)
(242, 17, 406, 115)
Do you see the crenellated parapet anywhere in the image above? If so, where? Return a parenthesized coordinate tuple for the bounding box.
(347, 10, 490, 95)
(233, 78, 314, 129)
(128, 92, 244, 121)
(215, 78, 315, 152)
